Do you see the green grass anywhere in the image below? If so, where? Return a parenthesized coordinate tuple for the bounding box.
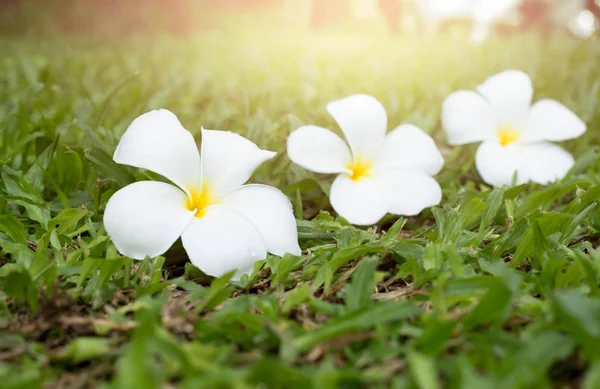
(2, 22, 600, 389)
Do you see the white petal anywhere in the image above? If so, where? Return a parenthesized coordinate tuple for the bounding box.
(330, 175, 388, 226)
(520, 142, 575, 185)
(326, 94, 387, 159)
(222, 184, 301, 257)
(373, 168, 442, 216)
(522, 99, 586, 143)
(200, 129, 276, 197)
(441, 90, 496, 145)
(181, 205, 267, 279)
(287, 125, 352, 174)
(104, 181, 195, 259)
(476, 70, 533, 126)
(375, 124, 445, 175)
(114, 110, 201, 193)
(475, 141, 529, 187)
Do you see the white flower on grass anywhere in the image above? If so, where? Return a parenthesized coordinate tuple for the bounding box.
(103, 109, 301, 280)
(287, 94, 444, 226)
(442, 70, 586, 187)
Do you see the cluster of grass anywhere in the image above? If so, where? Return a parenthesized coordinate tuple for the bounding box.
(1, 16, 600, 388)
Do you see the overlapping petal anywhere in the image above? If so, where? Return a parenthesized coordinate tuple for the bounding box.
(375, 124, 445, 175)
(287, 125, 352, 173)
(373, 168, 442, 216)
(522, 99, 586, 143)
(181, 205, 267, 279)
(475, 142, 529, 186)
(326, 94, 387, 159)
(476, 141, 574, 187)
(330, 175, 388, 226)
(476, 70, 533, 125)
(520, 142, 574, 185)
(442, 90, 496, 145)
(200, 129, 276, 197)
(104, 181, 195, 259)
(113, 110, 201, 193)
(222, 184, 301, 257)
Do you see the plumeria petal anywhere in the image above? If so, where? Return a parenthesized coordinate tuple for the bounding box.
(441, 90, 496, 145)
(287, 125, 352, 173)
(373, 168, 442, 216)
(374, 124, 445, 175)
(330, 175, 388, 225)
(476, 70, 533, 126)
(200, 129, 276, 197)
(104, 181, 195, 259)
(522, 99, 586, 143)
(114, 110, 201, 193)
(520, 142, 574, 185)
(181, 205, 267, 279)
(475, 141, 529, 186)
(222, 184, 301, 257)
(326, 94, 387, 159)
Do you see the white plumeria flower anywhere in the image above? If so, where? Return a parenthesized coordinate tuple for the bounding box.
(287, 94, 445, 226)
(442, 70, 586, 187)
(103, 110, 301, 279)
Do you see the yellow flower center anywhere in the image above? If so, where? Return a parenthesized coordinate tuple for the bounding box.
(186, 186, 217, 218)
(497, 126, 520, 147)
(346, 157, 373, 182)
